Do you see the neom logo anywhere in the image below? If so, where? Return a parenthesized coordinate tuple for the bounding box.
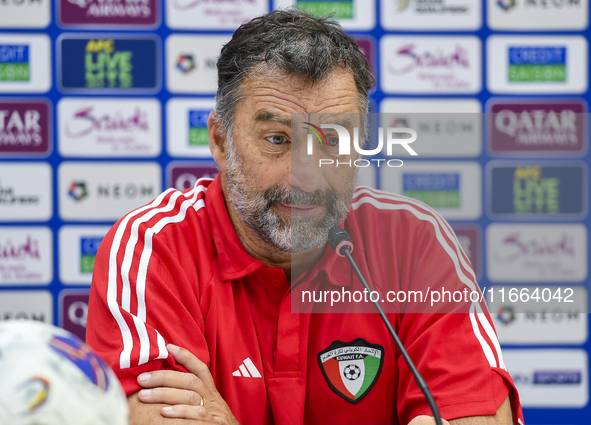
(69, 181, 155, 199)
(391, 117, 475, 135)
(97, 183, 154, 198)
(524, 311, 581, 323)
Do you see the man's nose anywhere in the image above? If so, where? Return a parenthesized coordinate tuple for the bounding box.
(289, 137, 327, 192)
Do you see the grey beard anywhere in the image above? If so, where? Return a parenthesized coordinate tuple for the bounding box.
(225, 136, 354, 253)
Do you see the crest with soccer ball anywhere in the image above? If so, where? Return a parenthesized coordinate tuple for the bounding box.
(318, 338, 384, 404)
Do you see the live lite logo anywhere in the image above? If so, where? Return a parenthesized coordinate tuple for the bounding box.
(84, 39, 132, 88)
(60, 36, 158, 92)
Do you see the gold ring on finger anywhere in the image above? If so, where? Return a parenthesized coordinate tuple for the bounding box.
(200, 397, 205, 407)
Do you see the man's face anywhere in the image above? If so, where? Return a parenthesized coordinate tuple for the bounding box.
(223, 68, 361, 253)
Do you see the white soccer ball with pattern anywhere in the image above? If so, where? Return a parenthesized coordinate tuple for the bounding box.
(0, 320, 128, 425)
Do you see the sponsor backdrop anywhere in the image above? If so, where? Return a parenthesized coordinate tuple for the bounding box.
(0, 0, 590, 422)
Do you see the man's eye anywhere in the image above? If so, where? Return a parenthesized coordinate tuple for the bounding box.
(266, 135, 288, 145)
(327, 137, 339, 147)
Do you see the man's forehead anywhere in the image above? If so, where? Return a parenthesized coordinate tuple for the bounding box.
(241, 68, 359, 115)
(253, 110, 360, 129)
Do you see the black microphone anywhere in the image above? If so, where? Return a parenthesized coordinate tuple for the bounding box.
(328, 226, 443, 425)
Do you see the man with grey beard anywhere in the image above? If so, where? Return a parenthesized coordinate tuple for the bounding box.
(225, 128, 354, 254)
(87, 8, 523, 425)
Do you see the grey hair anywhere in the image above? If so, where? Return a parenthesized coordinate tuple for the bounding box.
(214, 8, 375, 138)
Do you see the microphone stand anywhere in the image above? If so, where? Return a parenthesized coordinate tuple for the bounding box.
(341, 246, 443, 425)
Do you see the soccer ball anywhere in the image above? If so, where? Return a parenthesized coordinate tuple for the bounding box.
(343, 364, 361, 380)
(0, 320, 128, 425)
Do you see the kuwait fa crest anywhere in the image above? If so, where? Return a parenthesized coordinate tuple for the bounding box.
(318, 338, 384, 404)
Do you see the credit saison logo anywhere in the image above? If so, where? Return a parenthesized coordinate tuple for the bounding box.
(303, 122, 417, 168)
(296, 0, 353, 19)
(508, 46, 566, 82)
(403, 173, 460, 208)
(0, 44, 29, 82)
(80, 236, 102, 273)
(188, 109, 210, 146)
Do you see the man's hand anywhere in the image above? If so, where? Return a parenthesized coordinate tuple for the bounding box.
(134, 344, 240, 424)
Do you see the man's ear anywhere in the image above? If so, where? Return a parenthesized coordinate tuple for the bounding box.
(208, 112, 227, 171)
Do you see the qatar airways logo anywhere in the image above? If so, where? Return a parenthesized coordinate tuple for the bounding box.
(388, 43, 470, 75)
(0, 102, 50, 154)
(489, 101, 585, 154)
(64, 106, 149, 138)
(61, 0, 156, 26)
(304, 123, 418, 168)
(494, 232, 575, 264)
